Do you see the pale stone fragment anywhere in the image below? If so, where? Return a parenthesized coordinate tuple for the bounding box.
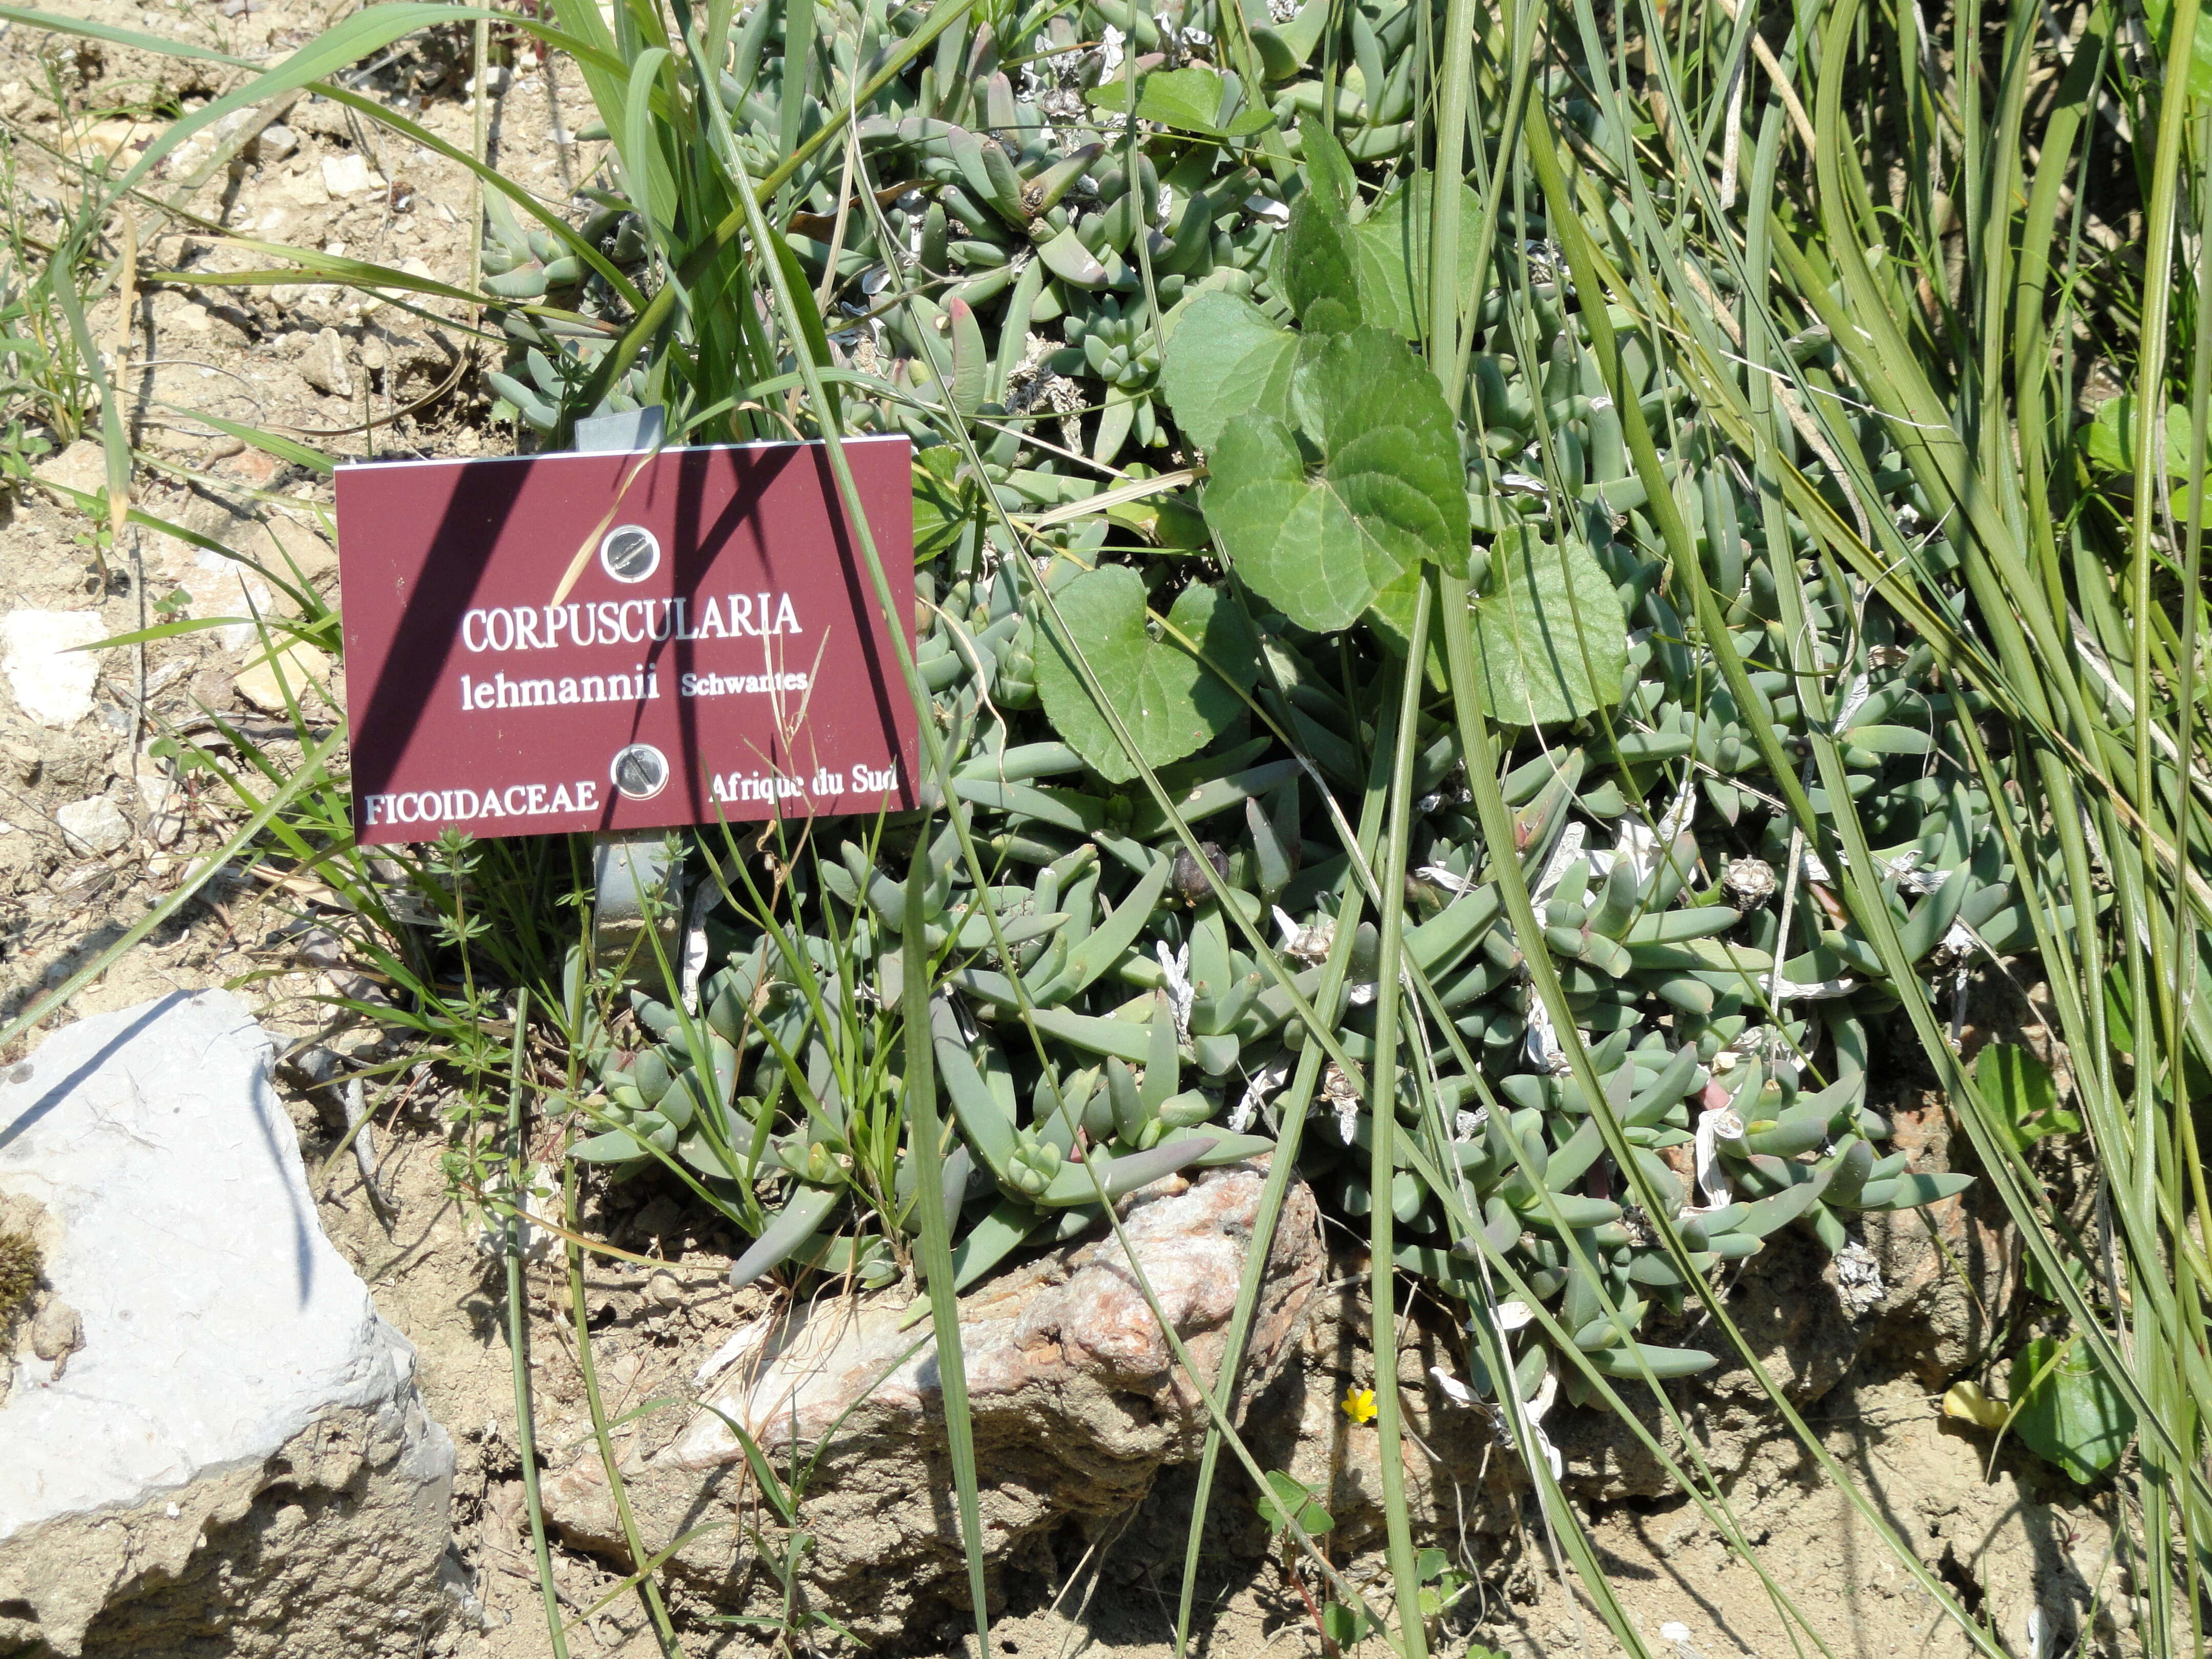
(0, 991, 455, 1657)
(2, 611, 105, 728)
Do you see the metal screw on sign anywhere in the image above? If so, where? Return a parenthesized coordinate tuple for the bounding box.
(573, 406, 680, 993)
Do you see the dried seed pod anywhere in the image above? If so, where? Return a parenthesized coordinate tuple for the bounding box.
(1171, 841, 1228, 904)
(1723, 856, 1777, 906)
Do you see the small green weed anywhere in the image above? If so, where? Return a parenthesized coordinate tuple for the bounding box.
(0, 1228, 39, 1326)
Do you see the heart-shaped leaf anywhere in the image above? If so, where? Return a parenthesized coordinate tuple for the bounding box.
(1283, 188, 1363, 331)
(1086, 67, 1273, 137)
(2009, 1334, 2136, 1484)
(1462, 528, 1627, 725)
(1201, 326, 1468, 632)
(1035, 565, 1260, 783)
(1350, 172, 1488, 339)
(1270, 171, 1488, 341)
(1269, 122, 1365, 332)
(1300, 119, 1357, 210)
(2080, 395, 2210, 513)
(1159, 289, 1300, 450)
(2143, 0, 2212, 102)
(1256, 1469, 1333, 1536)
(911, 447, 981, 557)
(1974, 1041, 2080, 1152)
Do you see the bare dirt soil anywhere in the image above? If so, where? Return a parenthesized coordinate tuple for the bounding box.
(0, 7, 2146, 1657)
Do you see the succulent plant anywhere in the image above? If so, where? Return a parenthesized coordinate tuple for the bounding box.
(479, 190, 654, 432)
(545, 0, 2001, 1411)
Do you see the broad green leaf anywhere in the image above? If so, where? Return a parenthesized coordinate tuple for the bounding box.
(912, 449, 982, 557)
(1973, 1042, 2080, 1153)
(1365, 564, 1448, 679)
(1320, 1604, 1362, 1646)
(2080, 396, 2210, 503)
(1299, 120, 1356, 211)
(1256, 1470, 1333, 1536)
(1084, 67, 1271, 137)
(1202, 327, 1469, 632)
(2009, 1335, 2135, 1484)
(1034, 566, 1260, 784)
(1351, 173, 1487, 340)
(2144, 0, 2212, 102)
(2082, 396, 2180, 473)
(1419, 1576, 1469, 1618)
(1264, 122, 1377, 332)
(1084, 72, 1138, 117)
(1159, 291, 1299, 450)
(1277, 125, 1362, 331)
(1282, 192, 1363, 331)
(1462, 530, 1627, 725)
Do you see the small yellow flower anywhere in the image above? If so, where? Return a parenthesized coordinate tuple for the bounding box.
(1341, 1385, 1378, 1424)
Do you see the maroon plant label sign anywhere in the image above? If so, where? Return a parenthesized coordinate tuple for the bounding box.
(336, 435, 918, 846)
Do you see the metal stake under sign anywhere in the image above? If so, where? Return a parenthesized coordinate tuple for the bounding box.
(572, 406, 679, 992)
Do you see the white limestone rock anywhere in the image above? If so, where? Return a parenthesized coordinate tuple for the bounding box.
(54, 794, 130, 855)
(1, 610, 105, 728)
(0, 991, 454, 1657)
(318, 152, 377, 196)
(300, 325, 354, 399)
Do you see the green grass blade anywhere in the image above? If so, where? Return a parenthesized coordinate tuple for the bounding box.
(502, 988, 572, 1659)
(1365, 577, 1433, 1658)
